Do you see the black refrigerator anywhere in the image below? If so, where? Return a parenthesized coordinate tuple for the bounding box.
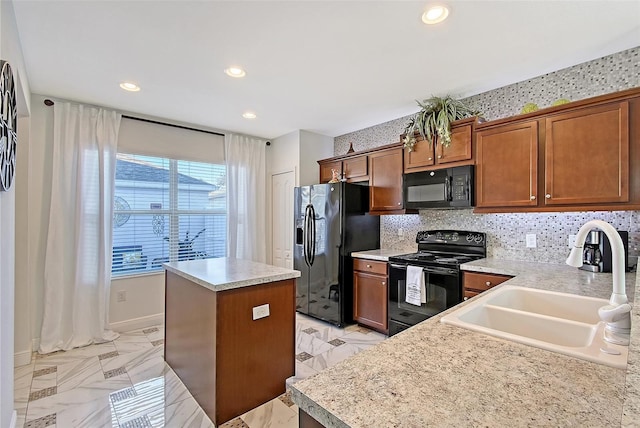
(294, 182, 380, 327)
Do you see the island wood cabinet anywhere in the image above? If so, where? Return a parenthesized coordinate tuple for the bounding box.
(353, 258, 388, 334)
(475, 120, 539, 208)
(319, 154, 369, 183)
(368, 146, 404, 214)
(165, 270, 295, 425)
(544, 101, 629, 205)
(404, 118, 475, 173)
(463, 271, 512, 300)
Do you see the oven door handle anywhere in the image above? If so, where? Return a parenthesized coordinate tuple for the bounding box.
(390, 263, 457, 275)
(424, 266, 457, 275)
(389, 263, 407, 270)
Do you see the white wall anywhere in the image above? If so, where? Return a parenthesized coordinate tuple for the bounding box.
(14, 116, 30, 366)
(299, 130, 333, 186)
(266, 131, 299, 265)
(1, 1, 31, 426)
(269, 130, 300, 182)
(23, 95, 51, 353)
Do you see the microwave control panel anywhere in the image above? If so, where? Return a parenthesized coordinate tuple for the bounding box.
(452, 176, 468, 201)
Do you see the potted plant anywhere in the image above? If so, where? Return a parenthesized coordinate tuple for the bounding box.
(403, 96, 479, 152)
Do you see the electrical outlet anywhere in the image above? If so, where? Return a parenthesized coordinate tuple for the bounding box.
(252, 303, 270, 320)
(568, 234, 577, 248)
(398, 228, 404, 241)
(116, 291, 127, 302)
(526, 233, 537, 248)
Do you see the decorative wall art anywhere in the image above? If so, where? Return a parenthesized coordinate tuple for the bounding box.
(0, 60, 17, 191)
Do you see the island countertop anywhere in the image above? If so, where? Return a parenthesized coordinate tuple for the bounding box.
(164, 257, 300, 292)
(290, 258, 639, 427)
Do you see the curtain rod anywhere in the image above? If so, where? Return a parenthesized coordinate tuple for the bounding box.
(43, 98, 226, 137)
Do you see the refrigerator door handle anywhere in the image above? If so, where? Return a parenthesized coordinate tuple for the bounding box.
(303, 204, 311, 267)
(309, 205, 316, 266)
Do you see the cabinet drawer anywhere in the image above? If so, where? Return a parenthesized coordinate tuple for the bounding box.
(353, 258, 387, 275)
(463, 290, 480, 300)
(463, 272, 512, 292)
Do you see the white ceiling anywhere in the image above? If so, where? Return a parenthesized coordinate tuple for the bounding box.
(12, 1, 640, 140)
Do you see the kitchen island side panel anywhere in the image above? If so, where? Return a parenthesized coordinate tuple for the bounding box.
(165, 269, 296, 425)
(216, 278, 296, 424)
(164, 270, 218, 421)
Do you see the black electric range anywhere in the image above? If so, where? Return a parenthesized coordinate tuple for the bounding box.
(387, 230, 486, 336)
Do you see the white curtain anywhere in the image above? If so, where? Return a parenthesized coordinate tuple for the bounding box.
(39, 102, 121, 354)
(225, 133, 267, 262)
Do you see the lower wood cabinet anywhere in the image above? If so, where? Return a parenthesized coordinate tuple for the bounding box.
(463, 271, 512, 300)
(353, 258, 388, 334)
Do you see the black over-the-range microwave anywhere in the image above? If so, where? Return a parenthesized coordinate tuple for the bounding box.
(403, 165, 474, 209)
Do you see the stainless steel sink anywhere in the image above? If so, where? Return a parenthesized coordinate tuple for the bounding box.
(441, 285, 628, 369)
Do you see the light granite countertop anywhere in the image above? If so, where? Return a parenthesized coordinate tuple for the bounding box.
(351, 249, 414, 261)
(290, 258, 640, 427)
(163, 257, 300, 292)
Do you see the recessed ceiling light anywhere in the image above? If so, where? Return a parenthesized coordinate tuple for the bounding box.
(422, 5, 449, 24)
(119, 82, 140, 92)
(242, 112, 256, 119)
(225, 67, 246, 78)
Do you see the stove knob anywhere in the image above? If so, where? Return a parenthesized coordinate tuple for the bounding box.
(466, 235, 474, 242)
(474, 235, 483, 243)
(452, 233, 459, 241)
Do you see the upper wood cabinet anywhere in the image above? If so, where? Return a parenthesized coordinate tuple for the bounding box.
(476, 120, 539, 208)
(404, 118, 475, 173)
(344, 155, 369, 182)
(544, 101, 629, 205)
(474, 88, 640, 213)
(319, 155, 368, 183)
(369, 147, 404, 213)
(319, 160, 342, 183)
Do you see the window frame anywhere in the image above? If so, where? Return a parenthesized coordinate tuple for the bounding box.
(111, 154, 226, 278)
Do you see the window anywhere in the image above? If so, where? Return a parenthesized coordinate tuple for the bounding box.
(112, 153, 226, 276)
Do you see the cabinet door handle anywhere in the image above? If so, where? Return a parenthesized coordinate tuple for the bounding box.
(463, 296, 468, 301)
(428, 157, 433, 161)
(437, 155, 442, 159)
(366, 264, 372, 268)
(381, 281, 386, 286)
(397, 202, 402, 206)
(485, 281, 491, 286)
(530, 195, 536, 200)
(545, 194, 551, 199)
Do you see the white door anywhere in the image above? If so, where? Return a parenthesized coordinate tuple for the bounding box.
(271, 170, 295, 269)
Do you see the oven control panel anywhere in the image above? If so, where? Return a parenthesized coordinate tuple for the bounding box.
(416, 230, 485, 246)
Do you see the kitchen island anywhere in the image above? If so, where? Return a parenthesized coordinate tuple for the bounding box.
(163, 257, 300, 426)
(290, 258, 640, 427)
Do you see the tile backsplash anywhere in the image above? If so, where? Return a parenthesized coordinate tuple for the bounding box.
(335, 47, 639, 154)
(381, 210, 639, 267)
(333, 46, 640, 266)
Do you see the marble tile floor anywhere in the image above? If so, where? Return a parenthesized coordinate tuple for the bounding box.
(14, 313, 387, 428)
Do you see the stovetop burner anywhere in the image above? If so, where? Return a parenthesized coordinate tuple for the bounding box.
(388, 230, 486, 267)
(390, 253, 481, 266)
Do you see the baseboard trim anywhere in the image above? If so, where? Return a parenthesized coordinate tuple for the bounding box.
(109, 313, 164, 332)
(10, 410, 16, 428)
(14, 348, 33, 367)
